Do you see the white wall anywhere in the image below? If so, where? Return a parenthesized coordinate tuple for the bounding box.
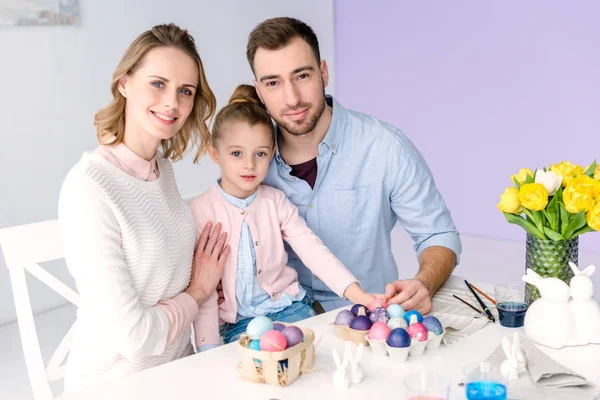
(0, 0, 336, 326)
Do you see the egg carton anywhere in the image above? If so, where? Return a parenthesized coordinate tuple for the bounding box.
(365, 329, 446, 362)
(332, 322, 446, 362)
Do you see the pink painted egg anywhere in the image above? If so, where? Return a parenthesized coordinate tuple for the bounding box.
(259, 330, 288, 351)
(368, 298, 389, 312)
(407, 322, 429, 342)
(368, 321, 391, 340)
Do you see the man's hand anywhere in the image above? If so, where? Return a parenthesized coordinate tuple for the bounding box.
(385, 279, 432, 314)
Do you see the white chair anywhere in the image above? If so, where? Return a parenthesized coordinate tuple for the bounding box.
(0, 219, 78, 400)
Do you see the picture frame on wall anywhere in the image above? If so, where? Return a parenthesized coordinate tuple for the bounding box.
(0, 0, 80, 27)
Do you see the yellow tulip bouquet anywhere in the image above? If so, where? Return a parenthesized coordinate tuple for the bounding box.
(498, 160, 599, 303)
(498, 161, 600, 240)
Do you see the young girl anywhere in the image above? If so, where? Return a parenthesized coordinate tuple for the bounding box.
(190, 85, 377, 346)
(59, 24, 228, 392)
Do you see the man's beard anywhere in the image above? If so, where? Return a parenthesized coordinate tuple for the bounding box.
(273, 95, 326, 137)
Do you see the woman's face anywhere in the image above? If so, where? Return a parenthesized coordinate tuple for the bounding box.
(119, 46, 199, 146)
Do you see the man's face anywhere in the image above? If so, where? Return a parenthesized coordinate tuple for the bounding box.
(252, 37, 329, 136)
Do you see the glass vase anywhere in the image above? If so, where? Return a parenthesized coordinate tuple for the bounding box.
(524, 234, 578, 305)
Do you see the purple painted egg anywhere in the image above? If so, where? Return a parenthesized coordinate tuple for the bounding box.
(404, 310, 423, 326)
(407, 322, 429, 342)
(281, 326, 304, 347)
(334, 310, 355, 326)
(349, 315, 372, 331)
(422, 316, 444, 335)
(351, 304, 370, 317)
(369, 307, 390, 324)
(273, 323, 286, 332)
(386, 328, 411, 348)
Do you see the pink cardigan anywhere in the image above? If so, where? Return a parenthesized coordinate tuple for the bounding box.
(190, 184, 357, 346)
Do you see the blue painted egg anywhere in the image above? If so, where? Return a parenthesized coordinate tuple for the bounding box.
(422, 316, 444, 335)
(246, 316, 274, 340)
(349, 315, 372, 331)
(387, 304, 406, 319)
(248, 339, 261, 351)
(404, 310, 423, 326)
(351, 304, 370, 317)
(386, 328, 411, 348)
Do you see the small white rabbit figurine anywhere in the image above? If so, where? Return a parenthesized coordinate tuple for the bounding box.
(522, 268, 574, 348)
(568, 262, 600, 345)
(348, 343, 365, 384)
(332, 345, 351, 389)
(500, 333, 527, 380)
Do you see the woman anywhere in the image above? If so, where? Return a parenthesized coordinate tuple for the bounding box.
(58, 23, 229, 392)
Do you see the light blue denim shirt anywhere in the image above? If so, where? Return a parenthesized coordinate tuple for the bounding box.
(264, 96, 462, 311)
(214, 182, 306, 321)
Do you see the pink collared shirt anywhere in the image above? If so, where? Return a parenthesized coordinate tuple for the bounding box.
(93, 143, 160, 181)
(94, 143, 198, 347)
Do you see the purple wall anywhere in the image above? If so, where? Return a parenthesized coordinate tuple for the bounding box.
(335, 1, 600, 252)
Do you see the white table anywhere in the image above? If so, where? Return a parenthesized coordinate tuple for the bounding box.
(58, 283, 600, 400)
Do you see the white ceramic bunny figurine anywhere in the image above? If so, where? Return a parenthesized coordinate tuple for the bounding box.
(348, 343, 365, 384)
(568, 262, 600, 345)
(500, 333, 527, 380)
(522, 268, 574, 348)
(332, 346, 351, 389)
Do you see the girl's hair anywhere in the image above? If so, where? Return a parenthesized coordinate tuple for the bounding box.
(208, 84, 274, 151)
(94, 23, 216, 163)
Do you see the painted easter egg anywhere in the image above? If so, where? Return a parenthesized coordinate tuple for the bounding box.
(368, 321, 391, 340)
(422, 316, 444, 335)
(349, 315, 372, 331)
(388, 316, 408, 330)
(369, 307, 391, 324)
(386, 304, 405, 319)
(248, 339, 261, 351)
(351, 304, 370, 317)
(273, 323, 286, 332)
(407, 322, 429, 342)
(386, 328, 411, 348)
(247, 316, 274, 340)
(334, 310, 355, 326)
(281, 326, 304, 347)
(260, 330, 288, 351)
(368, 298, 389, 312)
(404, 310, 423, 326)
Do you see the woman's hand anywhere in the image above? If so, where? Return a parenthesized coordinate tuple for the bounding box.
(185, 222, 230, 304)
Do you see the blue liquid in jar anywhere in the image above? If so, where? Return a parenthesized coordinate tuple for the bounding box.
(466, 381, 507, 400)
(497, 301, 528, 328)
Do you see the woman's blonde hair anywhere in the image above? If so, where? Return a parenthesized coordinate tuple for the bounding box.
(94, 23, 216, 163)
(208, 84, 274, 152)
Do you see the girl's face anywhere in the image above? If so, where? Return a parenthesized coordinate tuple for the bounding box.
(118, 46, 198, 152)
(209, 122, 275, 199)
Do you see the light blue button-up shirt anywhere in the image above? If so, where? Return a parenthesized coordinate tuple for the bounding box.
(264, 96, 462, 311)
(214, 182, 306, 321)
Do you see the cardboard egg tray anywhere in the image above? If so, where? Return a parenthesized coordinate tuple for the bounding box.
(332, 322, 446, 362)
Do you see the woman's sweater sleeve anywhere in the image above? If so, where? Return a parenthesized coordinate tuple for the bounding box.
(59, 173, 190, 359)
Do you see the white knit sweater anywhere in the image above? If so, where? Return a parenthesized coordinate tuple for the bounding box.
(59, 153, 196, 392)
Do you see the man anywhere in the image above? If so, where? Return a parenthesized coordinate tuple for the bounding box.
(242, 17, 461, 314)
